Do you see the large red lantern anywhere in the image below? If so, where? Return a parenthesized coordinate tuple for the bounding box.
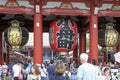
(49, 17, 78, 54)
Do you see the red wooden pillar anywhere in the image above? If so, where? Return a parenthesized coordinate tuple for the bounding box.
(89, 5, 98, 64)
(73, 45, 78, 64)
(90, 15, 98, 64)
(80, 32, 86, 53)
(34, 1, 43, 64)
(0, 30, 2, 65)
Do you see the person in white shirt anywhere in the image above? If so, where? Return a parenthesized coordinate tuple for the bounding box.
(2, 62, 8, 80)
(40, 64, 48, 80)
(12, 61, 22, 80)
(77, 53, 97, 80)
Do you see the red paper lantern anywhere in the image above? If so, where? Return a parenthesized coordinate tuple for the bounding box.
(49, 18, 78, 52)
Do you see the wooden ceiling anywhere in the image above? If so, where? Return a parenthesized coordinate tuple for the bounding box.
(1, 14, 120, 34)
(0, 0, 120, 33)
(0, 14, 86, 32)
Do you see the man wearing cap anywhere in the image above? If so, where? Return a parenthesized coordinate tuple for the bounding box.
(77, 53, 97, 80)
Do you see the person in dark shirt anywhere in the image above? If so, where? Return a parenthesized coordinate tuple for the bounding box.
(109, 59, 119, 80)
(53, 62, 67, 80)
(47, 60, 55, 80)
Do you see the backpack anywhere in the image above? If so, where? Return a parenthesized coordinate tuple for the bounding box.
(65, 71, 70, 80)
(53, 75, 66, 80)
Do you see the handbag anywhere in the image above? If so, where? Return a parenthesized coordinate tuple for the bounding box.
(18, 72, 23, 80)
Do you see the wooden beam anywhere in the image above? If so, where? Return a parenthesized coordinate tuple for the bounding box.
(0, 6, 90, 16)
(0, 6, 34, 14)
(98, 10, 120, 17)
(43, 8, 90, 16)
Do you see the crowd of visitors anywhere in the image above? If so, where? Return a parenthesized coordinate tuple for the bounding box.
(0, 53, 120, 80)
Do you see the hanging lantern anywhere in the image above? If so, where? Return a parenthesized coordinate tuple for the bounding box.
(49, 17, 78, 55)
(4, 20, 29, 51)
(98, 23, 119, 47)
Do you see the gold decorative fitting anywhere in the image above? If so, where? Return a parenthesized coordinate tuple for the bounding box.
(105, 23, 114, 29)
(10, 20, 20, 27)
(60, 3, 73, 9)
(102, 47, 115, 53)
(59, 52, 68, 56)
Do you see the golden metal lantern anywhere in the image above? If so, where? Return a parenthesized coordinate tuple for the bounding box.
(98, 23, 119, 47)
(4, 20, 29, 51)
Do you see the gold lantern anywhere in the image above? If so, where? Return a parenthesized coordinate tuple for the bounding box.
(4, 20, 29, 51)
(98, 23, 119, 52)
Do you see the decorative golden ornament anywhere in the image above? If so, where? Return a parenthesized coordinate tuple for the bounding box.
(4, 20, 29, 51)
